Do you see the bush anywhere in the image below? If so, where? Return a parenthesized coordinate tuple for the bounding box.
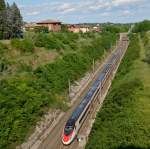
(11, 39, 34, 53)
(0, 42, 8, 54)
(18, 63, 32, 72)
(133, 20, 150, 33)
(140, 32, 150, 64)
(116, 34, 140, 77)
(0, 58, 9, 73)
(35, 33, 62, 50)
(11, 39, 21, 49)
(103, 24, 130, 33)
(34, 32, 118, 93)
(21, 39, 34, 53)
(34, 26, 49, 33)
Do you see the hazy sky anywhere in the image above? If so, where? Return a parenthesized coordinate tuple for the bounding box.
(6, 0, 150, 23)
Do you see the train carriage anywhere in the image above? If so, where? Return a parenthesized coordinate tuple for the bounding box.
(62, 46, 124, 145)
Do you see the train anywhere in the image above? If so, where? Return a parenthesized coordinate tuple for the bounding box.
(62, 44, 125, 145)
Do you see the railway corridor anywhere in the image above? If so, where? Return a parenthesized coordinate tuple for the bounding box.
(37, 33, 129, 149)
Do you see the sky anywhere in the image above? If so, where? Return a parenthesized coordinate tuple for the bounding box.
(6, 0, 150, 23)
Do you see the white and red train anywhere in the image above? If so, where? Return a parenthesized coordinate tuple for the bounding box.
(62, 46, 124, 145)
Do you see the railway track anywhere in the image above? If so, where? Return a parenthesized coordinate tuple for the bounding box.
(37, 33, 129, 149)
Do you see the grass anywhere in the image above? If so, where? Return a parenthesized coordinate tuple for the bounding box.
(86, 34, 150, 149)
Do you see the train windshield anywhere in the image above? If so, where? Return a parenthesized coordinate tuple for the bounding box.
(64, 126, 74, 136)
(64, 119, 75, 136)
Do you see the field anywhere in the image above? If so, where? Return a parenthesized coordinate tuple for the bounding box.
(0, 31, 118, 148)
(86, 33, 150, 149)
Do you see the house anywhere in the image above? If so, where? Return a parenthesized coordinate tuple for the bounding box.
(92, 24, 102, 32)
(24, 22, 38, 31)
(68, 25, 80, 33)
(36, 19, 61, 32)
(79, 26, 90, 33)
(68, 25, 90, 33)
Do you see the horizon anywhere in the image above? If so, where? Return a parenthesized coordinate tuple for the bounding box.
(6, 0, 150, 24)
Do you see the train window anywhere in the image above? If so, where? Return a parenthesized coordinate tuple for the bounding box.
(64, 126, 74, 136)
(79, 105, 90, 124)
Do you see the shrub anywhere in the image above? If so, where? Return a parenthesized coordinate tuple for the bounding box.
(11, 39, 21, 49)
(34, 26, 49, 33)
(0, 58, 9, 73)
(133, 20, 150, 33)
(18, 63, 32, 72)
(21, 39, 34, 53)
(11, 39, 34, 53)
(0, 42, 8, 54)
(140, 32, 150, 64)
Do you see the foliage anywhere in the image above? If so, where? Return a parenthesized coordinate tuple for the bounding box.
(0, 0, 6, 11)
(34, 33, 64, 50)
(34, 26, 49, 33)
(86, 34, 150, 149)
(140, 32, 150, 64)
(133, 20, 150, 33)
(0, 41, 8, 54)
(34, 32, 80, 51)
(0, 77, 57, 148)
(116, 35, 140, 77)
(0, 58, 9, 73)
(0, 0, 23, 39)
(34, 32, 117, 93)
(11, 38, 34, 53)
(103, 24, 130, 33)
(61, 24, 68, 32)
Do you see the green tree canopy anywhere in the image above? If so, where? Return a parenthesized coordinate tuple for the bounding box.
(0, 0, 6, 11)
(0, 0, 23, 39)
(10, 2, 23, 38)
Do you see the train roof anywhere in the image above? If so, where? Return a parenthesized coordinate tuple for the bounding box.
(68, 73, 106, 123)
(66, 52, 119, 127)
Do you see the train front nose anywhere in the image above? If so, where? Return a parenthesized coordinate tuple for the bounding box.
(62, 128, 75, 145)
(62, 120, 75, 145)
(62, 135, 71, 145)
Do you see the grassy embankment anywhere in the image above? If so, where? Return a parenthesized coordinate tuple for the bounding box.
(86, 34, 150, 149)
(0, 31, 118, 148)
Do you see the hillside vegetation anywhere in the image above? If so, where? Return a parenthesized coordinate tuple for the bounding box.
(103, 24, 130, 33)
(140, 31, 150, 64)
(0, 31, 118, 148)
(133, 20, 150, 33)
(86, 34, 150, 149)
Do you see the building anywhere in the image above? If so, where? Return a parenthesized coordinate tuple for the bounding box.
(68, 25, 80, 33)
(68, 25, 90, 33)
(24, 22, 38, 31)
(36, 19, 61, 32)
(92, 24, 102, 32)
(79, 26, 90, 33)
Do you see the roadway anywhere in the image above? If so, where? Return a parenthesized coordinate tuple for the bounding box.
(37, 33, 129, 149)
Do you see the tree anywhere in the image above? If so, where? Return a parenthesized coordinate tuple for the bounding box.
(3, 3, 11, 39)
(0, 0, 6, 39)
(133, 20, 150, 32)
(61, 24, 68, 32)
(34, 26, 49, 33)
(0, 0, 6, 11)
(10, 2, 23, 38)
